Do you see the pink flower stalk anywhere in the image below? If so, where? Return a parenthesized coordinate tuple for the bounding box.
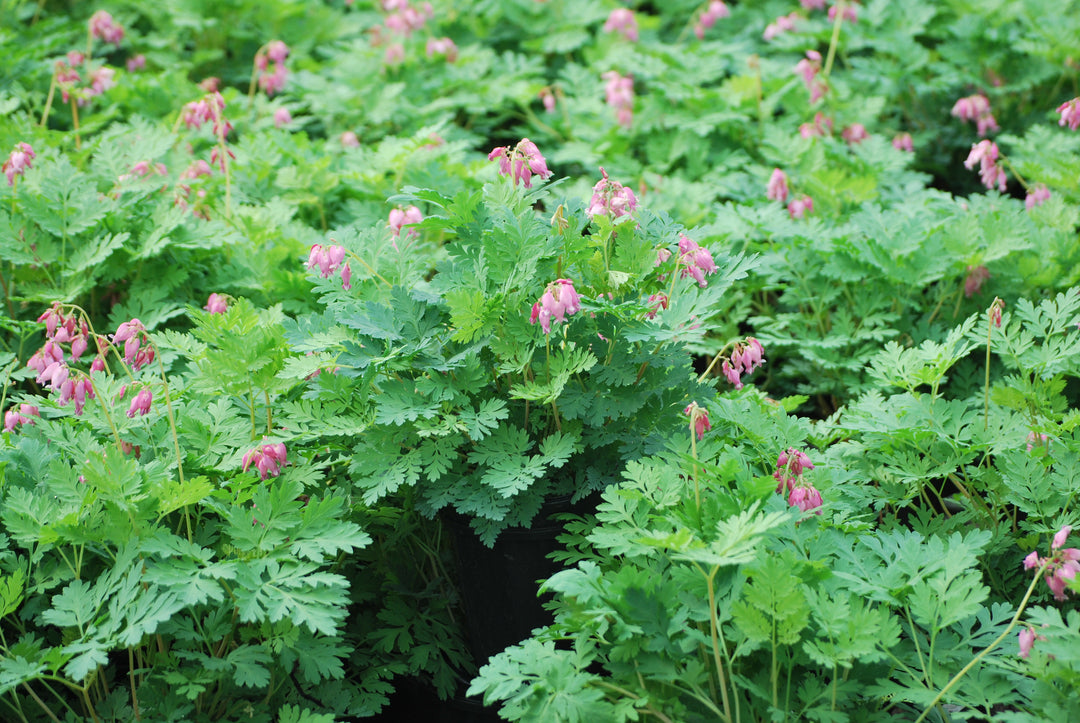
(964, 265, 990, 298)
(788, 484, 823, 514)
(3, 143, 35, 186)
(989, 298, 1004, 328)
(683, 402, 711, 441)
(655, 248, 672, 267)
(340, 131, 360, 148)
(126, 388, 153, 418)
(694, 1, 730, 39)
(842, 123, 868, 144)
(677, 234, 718, 287)
(1018, 625, 1045, 658)
(766, 168, 789, 202)
(801, 0, 826, 9)
(114, 318, 154, 370)
(4, 404, 39, 432)
(126, 54, 146, 72)
(488, 138, 553, 188)
(774, 447, 814, 493)
(788, 195, 813, 219)
(242, 439, 289, 480)
(341, 263, 352, 290)
(602, 71, 635, 127)
(794, 51, 827, 103)
(892, 132, 914, 152)
(1056, 98, 1080, 131)
(529, 279, 582, 335)
(426, 37, 458, 62)
(180, 92, 231, 138)
(603, 8, 639, 41)
(645, 292, 669, 319)
(586, 167, 638, 218)
(89, 10, 124, 45)
(720, 337, 765, 390)
(266, 40, 289, 63)
(59, 377, 95, 415)
(388, 205, 423, 237)
(204, 293, 229, 314)
(1025, 184, 1051, 211)
(1023, 525, 1080, 601)
(951, 94, 999, 137)
(763, 12, 798, 41)
(799, 112, 834, 139)
(827, 2, 857, 23)
(964, 140, 1007, 192)
(539, 88, 556, 112)
(273, 107, 293, 128)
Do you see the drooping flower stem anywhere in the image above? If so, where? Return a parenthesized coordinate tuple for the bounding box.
(40, 73, 58, 128)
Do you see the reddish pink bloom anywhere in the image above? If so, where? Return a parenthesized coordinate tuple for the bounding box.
(1023, 525, 1080, 601)
(425, 37, 458, 62)
(694, 1, 730, 39)
(683, 402, 711, 441)
(384, 43, 405, 65)
(1025, 184, 1051, 211)
(273, 107, 292, 128)
(204, 293, 229, 314)
(827, 2, 857, 23)
(126, 54, 146, 72)
(1057, 98, 1080, 131)
(842, 123, 868, 144)
(788, 484, 823, 514)
(1018, 625, 1043, 658)
(964, 265, 990, 298)
(799, 112, 834, 139)
(766, 168, 789, 202)
(242, 438, 289, 479)
(266, 40, 289, 63)
(951, 94, 998, 137)
(126, 388, 153, 418)
(964, 140, 1007, 192)
(602, 71, 634, 127)
(763, 12, 798, 41)
(89, 10, 124, 45)
(788, 195, 813, 219)
(677, 234, 718, 287)
(3, 143, 35, 186)
(801, 0, 826, 9)
(530, 279, 581, 335)
(892, 132, 914, 152)
(388, 205, 423, 237)
(488, 138, 552, 188)
(720, 337, 766, 390)
(341, 263, 352, 291)
(4, 404, 39, 432)
(587, 167, 638, 218)
(645, 292, 669, 319)
(539, 87, 556, 112)
(603, 8, 639, 41)
(340, 131, 360, 148)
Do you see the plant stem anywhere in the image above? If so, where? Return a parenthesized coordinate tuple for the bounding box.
(70, 99, 81, 150)
(822, 1, 846, 78)
(706, 566, 733, 723)
(21, 685, 59, 723)
(40, 73, 57, 128)
(913, 565, 1045, 723)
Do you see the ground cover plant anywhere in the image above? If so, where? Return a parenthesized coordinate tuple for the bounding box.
(1, 0, 1080, 720)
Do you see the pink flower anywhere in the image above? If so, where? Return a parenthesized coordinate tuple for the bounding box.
(126, 54, 146, 72)
(4, 404, 39, 432)
(694, 1, 730, 38)
(1023, 551, 1041, 570)
(892, 132, 914, 152)
(799, 112, 833, 139)
(951, 94, 998, 137)
(645, 292, 669, 319)
(1018, 625, 1042, 658)
(720, 337, 766, 390)
(1023, 526, 1080, 601)
(266, 40, 289, 63)
(273, 107, 293, 128)
(602, 71, 634, 127)
(793, 50, 828, 104)
(677, 234, 717, 287)
(763, 12, 798, 41)
(204, 293, 229, 314)
(842, 123, 868, 144)
(388, 205, 423, 237)
(964, 265, 990, 298)
(766, 168, 789, 202)
(340, 131, 360, 148)
(1026, 431, 1050, 452)
(488, 138, 552, 188)
(788, 195, 813, 219)
(801, 0, 826, 9)
(775, 446, 813, 493)
(341, 263, 352, 291)
(89, 10, 124, 45)
(603, 8, 639, 42)
(126, 388, 153, 418)
(426, 37, 458, 62)
(530, 279, 581, 334)
(586, 167, 638, 218)
(258, 63, 288, 96)
(539, 88, 556, 112)
(1053, 525, 1073, 550)
(788, 484, 823, 514)
(242, 438, 289, 479)
(683, 402, 711, 441)
(1056, 98, 1080, 131)
(827, 2, 857, 23)
(384, 43, 405, 65)
(3, 143, 35, 186)
(964, 140, 1007, 192)
(1025, 184, 1051, 211)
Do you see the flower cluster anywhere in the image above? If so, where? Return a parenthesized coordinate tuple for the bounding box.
(53, 52, 115, 107)
(1026, 431, 1049, 452)
(683, 402, 711, 441)
(1023, 525, 1080, 601)
(488, 138, 552, 188)
(586, 167, 637, 218)
(89, 10, 124, 45)
(766, 168, 789, 202)
(27, 304, 100, 415)
(180, 91, 231, 137)
(242, 439, 289, 480)
(801, 0, 826, 9)
(256, 40, 290, 96)
(799, 111, 833, 139)
(795, 51, 827, 104)
(892, 132, 914, 152)
(114, 318, 155, 370)
(676, 234, 718, 287)
(204, 293, 229, 314)
(426, 37, 458, 62)
(530, 279, 581, 335)
(774, 447, 822, 514)
(602, 71, 634, 127)
(126, 388, 153, 418)
(1018, 625, 1046, 659)
(3, 142, 34, 186)
(307, 244, 352, 291)
(828, 2, 858, 23)
(964, 140, 1007, 192)
(788, 195, 813, 219)
(841, 123, 868, 144)
(382, 0, 433, 36)
(720, 337, 765, 390)
(1056, 98, 1080, 131)
(764, 12, 798, 41)
(963, 264, 990, 298)
(4, 404, 39, 433)
(603, 8, 639, 42)
(273, 107, 292, 128)
(388, 205, 423, 239)
(1025, 184, 1051, 211)
(694, 1, 730, 39)
(951, 94, 999, 137)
